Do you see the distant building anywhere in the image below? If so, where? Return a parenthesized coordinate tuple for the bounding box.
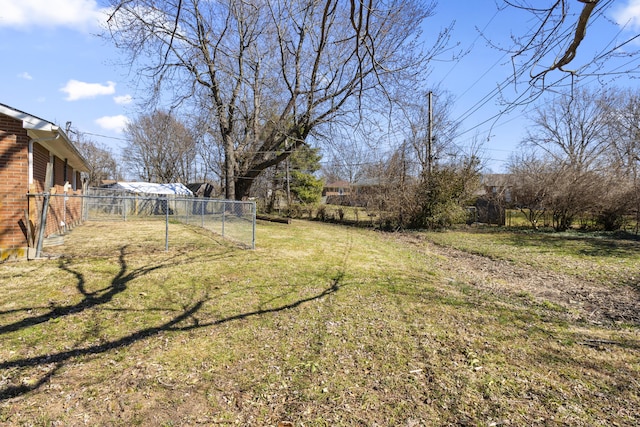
(91, 181, 196, 216)
(471, 174, 514, 225)
(322, 180, 352, 205)
(99, 181, 194, 196)
(323, 180, 352, 197)
(480, 174, 513, 204)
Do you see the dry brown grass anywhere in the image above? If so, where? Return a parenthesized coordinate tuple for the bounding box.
(0, 220, 638, 426)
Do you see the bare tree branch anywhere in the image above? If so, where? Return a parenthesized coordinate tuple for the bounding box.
(106, 0, 451, 199)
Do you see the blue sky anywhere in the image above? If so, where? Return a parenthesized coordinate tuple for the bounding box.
(0, 0, 133, 149)
(430, 1, 640, 171)
(1, 1, 640, 173)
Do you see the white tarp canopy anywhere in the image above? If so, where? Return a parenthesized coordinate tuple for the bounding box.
(110, 182, 193, 196)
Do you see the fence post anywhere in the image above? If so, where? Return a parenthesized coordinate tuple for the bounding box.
(252, 201, 256, 249)
(222, 201, 226, 237)
(82, 193, 88, 222)
(165, 196, 169, 251)
(35, 193, 50, 258)
(62, 195, 67, 234)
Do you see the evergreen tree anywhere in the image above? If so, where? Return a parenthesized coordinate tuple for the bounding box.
(288, 146, 324, 205)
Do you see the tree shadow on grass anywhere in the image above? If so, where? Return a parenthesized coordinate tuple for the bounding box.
(0, 256, 344, 401)
(0, 246, 175, 335)
(0, 245, 238, 333)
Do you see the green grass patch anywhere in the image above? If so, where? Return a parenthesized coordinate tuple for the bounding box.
(0, 220, 638, 426)
(422, 228, 640, 286)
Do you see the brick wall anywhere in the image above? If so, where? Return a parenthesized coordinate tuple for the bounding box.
(0, 114, 30, 257)
(2, 114, 86, 261)
(32, 142, 48, 193)
(44, 192, 83, 237)
(32, 152, 84, 240)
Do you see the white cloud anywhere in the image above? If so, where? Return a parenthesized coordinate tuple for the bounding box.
(114, 94, 133, 105)
(17, 71, 33, 80)
(0, 0, 109, 31)
(61, 79, 116, 101)
(613, 0, 640, 31)
(95, 115, 130, 133)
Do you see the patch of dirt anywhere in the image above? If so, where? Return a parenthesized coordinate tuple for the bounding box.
(397, 234, 640, 326)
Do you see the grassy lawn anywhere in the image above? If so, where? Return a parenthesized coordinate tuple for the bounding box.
(0, 220, 638, 426)
(424, 228, 640, 286)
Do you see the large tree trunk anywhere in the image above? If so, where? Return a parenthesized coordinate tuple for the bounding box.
(223, 134, 236, 200)
(235, 177, 252, 201)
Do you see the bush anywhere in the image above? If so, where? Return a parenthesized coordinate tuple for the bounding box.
(596, 209, 626, 231)
(411, 161, 480, 230)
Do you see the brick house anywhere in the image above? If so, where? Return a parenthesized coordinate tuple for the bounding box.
(0, 103, 89, 261)
(323, 180, 351, 197)
(322, 180, 351, 205)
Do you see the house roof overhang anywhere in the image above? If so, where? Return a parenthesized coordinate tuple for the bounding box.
(27, 128, 89, 173)
(0, 103, 89, 173)
(325, 180, 351, 188)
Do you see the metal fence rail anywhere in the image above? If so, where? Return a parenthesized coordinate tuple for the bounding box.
(34, 191, 256, 250)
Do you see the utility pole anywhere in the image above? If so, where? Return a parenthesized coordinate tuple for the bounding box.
(427, 91, 433, 177)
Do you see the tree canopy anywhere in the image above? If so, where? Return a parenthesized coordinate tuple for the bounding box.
(122, 110, 197, 183)
(76, 135, 119, 187)
(510, 87, 640, 231)
(106, 0, 452, 199)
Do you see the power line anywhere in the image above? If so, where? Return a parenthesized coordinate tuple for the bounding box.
(435, 8, 502, 91)
(435, 0, 635, 156)
(83, 131, 129, 142)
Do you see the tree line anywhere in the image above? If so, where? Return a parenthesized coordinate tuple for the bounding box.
(75, 0, 639, 231)
(508, 87, 640, 232)
(79, 85, 640, 232)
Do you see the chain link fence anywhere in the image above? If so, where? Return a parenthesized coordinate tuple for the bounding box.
(28, 189, 256, 253)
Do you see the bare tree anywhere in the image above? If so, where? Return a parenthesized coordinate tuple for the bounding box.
(75, 134, 119, 187)
(321, 131, 378, 185)
(508, 151, 551, 229)
(123, 110, 197, 183)
(345, 150, 406, 228)
(192, 115, 224, 186)
(492, 1, 640, 104)
(604, 89, 640, 174)
(602, 88, 640, 230)
(106, 0, 452, 200)
(362, 142, 416, 228)
(523, 87, 611, 171)
(515, 88, 630, 230)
